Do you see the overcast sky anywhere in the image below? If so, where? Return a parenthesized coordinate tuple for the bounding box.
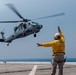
(0, 0, 76, 59)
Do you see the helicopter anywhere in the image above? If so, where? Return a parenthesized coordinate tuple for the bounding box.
(0, 4, 65, 46)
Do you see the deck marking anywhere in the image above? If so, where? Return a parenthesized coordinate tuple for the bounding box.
(29, 65, 37, 75)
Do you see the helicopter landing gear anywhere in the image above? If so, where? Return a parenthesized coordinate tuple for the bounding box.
(7, 43, 9, 46)
(34, 33, 36, 37)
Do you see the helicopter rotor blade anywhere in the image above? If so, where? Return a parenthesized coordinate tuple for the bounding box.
(0, 20, 23, 23)
(6, 4, 28, 22)
(32, 13, 65, 20)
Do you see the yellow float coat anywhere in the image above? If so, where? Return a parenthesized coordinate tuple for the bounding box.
(41, 31, 65, 56)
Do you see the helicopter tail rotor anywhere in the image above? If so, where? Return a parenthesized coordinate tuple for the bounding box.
(0, 29, 6, 41)
(0, 29, 5, 35)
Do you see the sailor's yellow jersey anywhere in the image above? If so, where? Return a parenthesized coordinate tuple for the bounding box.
(41, 31, 65, 55)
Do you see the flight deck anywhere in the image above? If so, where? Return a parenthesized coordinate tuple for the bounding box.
(0, 62, 76, 75)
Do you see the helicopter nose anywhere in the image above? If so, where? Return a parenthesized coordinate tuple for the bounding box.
(40, 25, 43, 29)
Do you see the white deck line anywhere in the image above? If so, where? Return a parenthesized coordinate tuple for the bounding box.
(29, 65, 37, 75)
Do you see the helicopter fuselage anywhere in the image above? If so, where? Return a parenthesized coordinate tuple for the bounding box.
(0, 22, 43, 45)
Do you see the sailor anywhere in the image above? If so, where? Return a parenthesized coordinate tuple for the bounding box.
(37, 26, 65, 75)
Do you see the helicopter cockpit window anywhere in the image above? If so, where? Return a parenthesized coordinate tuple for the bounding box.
(14, 23, 25, 32)
(28, 22, 30, 25)
(31, 22, 38, 25)
(14, 26, 18, 32)
(23, 24, 26, 29)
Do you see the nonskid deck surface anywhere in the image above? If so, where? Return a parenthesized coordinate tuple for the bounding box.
(0, 62, 76, 75)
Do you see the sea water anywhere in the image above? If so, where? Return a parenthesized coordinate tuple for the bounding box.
(0, 58, 76, 62)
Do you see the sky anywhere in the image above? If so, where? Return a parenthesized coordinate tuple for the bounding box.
(0, 0, 76, 59)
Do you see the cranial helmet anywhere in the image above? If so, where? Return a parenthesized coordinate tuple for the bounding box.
(54, 33, 61, 40)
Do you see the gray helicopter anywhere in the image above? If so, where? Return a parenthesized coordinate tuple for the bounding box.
(0, 4, 65, 46)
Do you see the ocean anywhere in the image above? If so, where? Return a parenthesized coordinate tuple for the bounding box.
(0, 58, 76, 62)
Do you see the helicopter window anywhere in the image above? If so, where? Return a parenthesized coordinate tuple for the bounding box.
(28, 22, 30, 25)
(23, 24, 26, 29)
(31, 22, 37, 25)
(32, 25, 36, 27)
(14, 26, 18, 32)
